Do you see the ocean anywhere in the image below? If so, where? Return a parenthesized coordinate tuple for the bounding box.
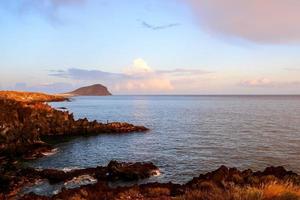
(28, 95, 300, 184)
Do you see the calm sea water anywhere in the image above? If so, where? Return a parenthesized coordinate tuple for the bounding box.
(28, 95, 300, 184)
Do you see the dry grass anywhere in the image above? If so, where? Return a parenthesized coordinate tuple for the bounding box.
(0, 91, 67, 102)
(262, 181, 300, 200)
(143, 187, 171, 197)
(177, 181, 300, 200)
(115, 188, 144, 200)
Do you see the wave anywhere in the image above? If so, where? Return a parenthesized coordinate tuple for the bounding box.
(64, 175, 97, 189)
(41, 148, 59, 156)
(61, 167, 82, 172)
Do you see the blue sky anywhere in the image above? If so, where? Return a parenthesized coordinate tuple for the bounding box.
(1, 0, 300, 94)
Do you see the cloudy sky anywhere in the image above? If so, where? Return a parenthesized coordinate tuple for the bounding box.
(1, 0, 300, 94)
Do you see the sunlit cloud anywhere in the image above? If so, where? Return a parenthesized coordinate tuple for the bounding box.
(185, 0, 300, 43)
(240, 78, 273, 87)
(116, 58, 174, 92)
(114, 79, 174, 93)
(124, 58, 154, 76)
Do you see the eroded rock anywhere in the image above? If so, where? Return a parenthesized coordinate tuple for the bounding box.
(0, 95, 148, 159)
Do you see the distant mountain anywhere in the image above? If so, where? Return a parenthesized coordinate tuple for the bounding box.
(68, 84, 112, 96)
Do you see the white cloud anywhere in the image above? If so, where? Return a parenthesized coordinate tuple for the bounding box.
(117, 58, 173, 93)
(124, 58, 154, 76)
(115, 79, 173, 93)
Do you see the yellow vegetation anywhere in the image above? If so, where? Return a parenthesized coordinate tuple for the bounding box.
(0, 90, 67, 102)
(176, 181, 300, 200)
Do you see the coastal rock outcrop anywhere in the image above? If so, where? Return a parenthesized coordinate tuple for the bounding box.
(0, 92, 148, 158)
(0, 160, 159, 199)
(17, 165, 300, 200)
(107, 160, 160, 181)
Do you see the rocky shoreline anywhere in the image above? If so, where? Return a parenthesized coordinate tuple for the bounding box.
(0, 91, 148, 159)
(9, 164, 300, 200)
(0, 91, 149, 199)
(0, 160, 160, 199)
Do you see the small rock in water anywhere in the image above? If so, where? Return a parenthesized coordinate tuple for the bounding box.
(57, 107, 67, 110)
(107, 160, 160, 181)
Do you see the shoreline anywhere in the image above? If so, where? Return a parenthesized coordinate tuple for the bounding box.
(12, 164, 300, 200)
(0, 91, 149, 199)
(0, 91, 148, 160)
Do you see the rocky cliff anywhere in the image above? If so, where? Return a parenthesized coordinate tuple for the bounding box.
(0, 91, 147, 157)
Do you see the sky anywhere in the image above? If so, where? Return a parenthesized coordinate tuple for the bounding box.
(1, 0, 300, 94)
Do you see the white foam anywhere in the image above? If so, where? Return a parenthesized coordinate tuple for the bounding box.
(61, 167, 82, 172)
(64, 175, 97, 189)
(41, 148, 59, 156)
(152, 169, 161, 177)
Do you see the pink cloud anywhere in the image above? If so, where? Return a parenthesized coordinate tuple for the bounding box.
(239, 78, 300, 87)
(185, 0, 300, 43)
(116, 58, 174, 92)
(114, 79, 174, 93)
(240, 78, 273, 87)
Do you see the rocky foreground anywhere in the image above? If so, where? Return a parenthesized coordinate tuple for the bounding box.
(0, 91, 148, 159)
(0, 160, 160, 199)
(3, 163, 300, 200)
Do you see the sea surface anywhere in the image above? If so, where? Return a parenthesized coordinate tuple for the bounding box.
(28, 95, 300, 184)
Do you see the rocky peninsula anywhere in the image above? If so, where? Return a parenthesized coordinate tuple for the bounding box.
(0, 91, 148, 159)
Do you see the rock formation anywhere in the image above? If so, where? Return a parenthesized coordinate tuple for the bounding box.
(5, 165, 300, 200)
(0, 91, 147, 158)
(0, 160, 159, 199)
(67, 84, 112, 96)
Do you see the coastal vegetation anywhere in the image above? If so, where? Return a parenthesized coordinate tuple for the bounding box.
(0, 91, 68, 103)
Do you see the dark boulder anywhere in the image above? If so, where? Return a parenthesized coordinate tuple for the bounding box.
(107, 160, 160, 181)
